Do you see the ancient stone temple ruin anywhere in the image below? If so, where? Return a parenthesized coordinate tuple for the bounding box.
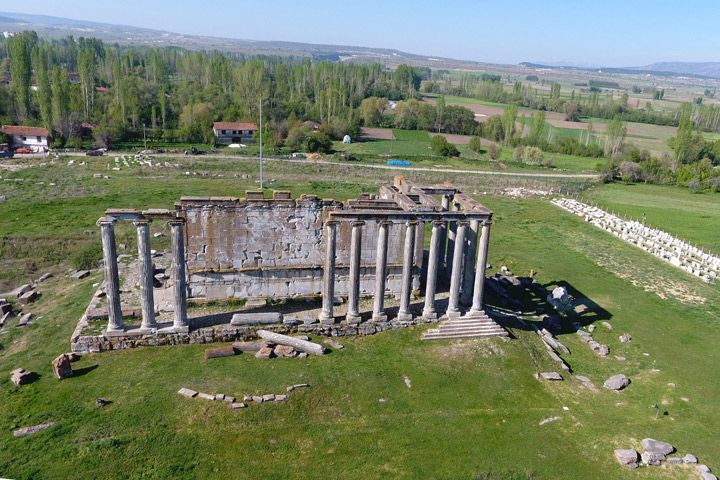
(71, 176, 507, 353)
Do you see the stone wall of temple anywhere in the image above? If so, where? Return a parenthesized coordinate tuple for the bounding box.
(180, 195, 421, 300)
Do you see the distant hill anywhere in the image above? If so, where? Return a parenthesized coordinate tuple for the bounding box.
(521, 61, 720, 80)
(639, 62, 720, 79)
(0, 11, 485, 70)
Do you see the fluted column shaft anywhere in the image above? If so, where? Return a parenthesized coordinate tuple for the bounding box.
(345, 221, 363, 324)
(422, 221, 444, 319)
(470, 221, 492, 314)
(397, 221, 417, 321)
(372, 221, 391, 322)
(319, 220, 338, 324)
(461, 220, 479, 306)
(169, 219, 188, 332)
(135, 220, 156, 331)
(99, 217, 124, 333)
(446, 221, 467, 317)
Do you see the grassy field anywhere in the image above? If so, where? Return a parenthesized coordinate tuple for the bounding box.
(583, 183, 720, 252)
(332, 128, 604, 174)
(1, 158, 718, 479)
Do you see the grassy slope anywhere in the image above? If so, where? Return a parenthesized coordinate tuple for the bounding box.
(0, 172, 718, 478)
(583, 183, 720, 252)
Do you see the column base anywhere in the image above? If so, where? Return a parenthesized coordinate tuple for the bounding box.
(344, 313, 361, 325)
(318, 312, 335, 325)
(134, 327, 157, 335)
(103, 327, 126, 337)
(465, 308, 487, 318)
(371, 312, 388, 322)
(446, 308, 463, 319)
(422, 310, 438, 320)
(396, 312, 413, 322)
(158, 325, 189, 334)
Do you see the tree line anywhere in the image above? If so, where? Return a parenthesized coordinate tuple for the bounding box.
(0, 32, 427, 148)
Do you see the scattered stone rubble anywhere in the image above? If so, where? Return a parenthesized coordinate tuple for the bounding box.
(13, 422, 56, 438)
(576, 328, 610, 357)
(177, 383, 310, 410)
(614, 439, 713, 477)
(51, 353, 74, 380)
(10, 368, 36, 385)
(552, 198, 720, 283)
(603, 374, 630, 391)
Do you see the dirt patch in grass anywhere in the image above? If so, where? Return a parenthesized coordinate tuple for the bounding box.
(359, 127, 395, 140)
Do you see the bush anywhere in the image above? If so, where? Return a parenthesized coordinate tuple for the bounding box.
(430, 135, 460, 157)
(618, 161, 642, 182)
(468, 136, 484, 154)
(71, 242, 103, 271)
(285, 125, 309, 151)
(513, 146, 546, 165)
(304, 131, 333, 153)
(487, 143, 502, 160)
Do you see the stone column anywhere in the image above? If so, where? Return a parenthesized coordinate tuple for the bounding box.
(446, 221, 467, 318)
(470, 221, 492, 315)
(169, 219, 189, 332)
(345, 221, 363, 324)
(135, 219, 156, 331)
(461, 220, 479, 306)
(422, 220, 444, 320)
(445, 201, 457, 281)
(372, 221, 391, 322)
(98, 217, 124, 333)
(319, 220, 338, 325)
(439, 195, 450, 276)
(396, 221, 417, 321)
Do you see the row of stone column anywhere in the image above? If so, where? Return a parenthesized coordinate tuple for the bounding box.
(319, 218, 491, 324)
(98, 216, 188, 335)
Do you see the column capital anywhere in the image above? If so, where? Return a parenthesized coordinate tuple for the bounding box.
(133, 218, 151, 226)
(167, 217, 186, 227)
(456, 220, 470, 227)
(97, 216, 116, 226)
(377, 219, 393, 226)
(481, 220, 494, 227)
(324, 219, 338, 226)
(405, 220, 419, 226)
(351, 220, 366, 227)
(431, 219, 446, 227)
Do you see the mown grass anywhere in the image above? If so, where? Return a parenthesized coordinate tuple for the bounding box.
(0, 169, 718, 478)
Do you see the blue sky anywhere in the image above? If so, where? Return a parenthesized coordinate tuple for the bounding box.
(1, 0, 718, 66)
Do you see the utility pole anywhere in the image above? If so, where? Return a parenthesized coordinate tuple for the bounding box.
(143, 123, 147, 151)
(259, 99, 263, 190)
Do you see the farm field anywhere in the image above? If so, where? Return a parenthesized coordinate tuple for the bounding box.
(426, 95, 717, 155)
(582, 183, 720, 252)
(0, 161, 719, 478)
(333, 128, 604, 173)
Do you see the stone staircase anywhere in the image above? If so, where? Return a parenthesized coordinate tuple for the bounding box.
(421, 311, 508, 340)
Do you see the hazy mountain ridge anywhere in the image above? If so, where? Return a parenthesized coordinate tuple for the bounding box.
(2, 11, 719, 78)
(0, 11, 484, 69)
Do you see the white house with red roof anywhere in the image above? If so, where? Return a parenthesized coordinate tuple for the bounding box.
(212, 122, 258, 144)
(1, 125, 49, 152)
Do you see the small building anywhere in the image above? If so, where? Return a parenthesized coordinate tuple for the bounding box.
(212, 122, 258, 145)
(0, 125, 49, 152)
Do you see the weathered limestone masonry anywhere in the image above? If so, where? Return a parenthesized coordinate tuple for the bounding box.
(71, 176, 504, 352)
(552, 198, 720, 284)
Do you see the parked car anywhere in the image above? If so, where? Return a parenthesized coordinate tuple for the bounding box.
(86, 149, 105, 156)
(0, 149, 13, 159)
(15, 147, 31, 154)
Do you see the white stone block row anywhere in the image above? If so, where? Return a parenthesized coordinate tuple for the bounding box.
(552, 198, 719, 284)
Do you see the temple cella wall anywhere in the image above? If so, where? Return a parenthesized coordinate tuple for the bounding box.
(181, 193, 422, 300)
